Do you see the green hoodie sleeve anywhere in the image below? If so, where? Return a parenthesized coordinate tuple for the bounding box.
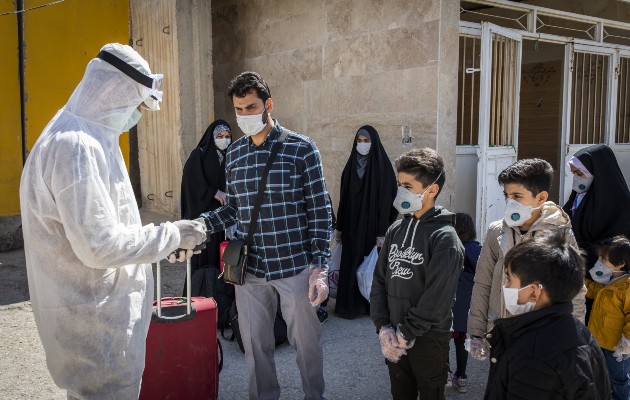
(398, 228, 464, 340)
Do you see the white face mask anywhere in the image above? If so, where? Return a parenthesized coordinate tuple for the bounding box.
(393, 171, 443, 215)
(122, 109, 142, 131)
(236, 107, 267, 137)
(503, 198, 539, 228)
(572, 175, 593, 194)
(393, 186, 427, 215)
(356, 142, 371, 155)
(502, 284, 541, 315)
(214, 138, 231, 151)
(589, 259, 614, 284)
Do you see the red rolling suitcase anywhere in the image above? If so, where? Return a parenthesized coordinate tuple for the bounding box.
(139, 259, 222, 400)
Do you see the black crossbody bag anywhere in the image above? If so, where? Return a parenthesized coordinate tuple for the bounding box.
(221, 129, 289, 285)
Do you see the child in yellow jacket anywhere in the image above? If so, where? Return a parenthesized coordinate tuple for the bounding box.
(588, 235, 630, 400)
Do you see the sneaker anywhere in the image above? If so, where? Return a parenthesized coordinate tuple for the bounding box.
(452, 374, 467, 393)
(317, 307, 329, 324)
(446, 371, 453, 388)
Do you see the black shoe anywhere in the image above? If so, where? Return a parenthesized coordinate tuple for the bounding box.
(317, 307, 329, 324)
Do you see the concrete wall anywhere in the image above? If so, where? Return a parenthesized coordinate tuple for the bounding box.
(212, 0, 460, 210)
(131, 0, 213, 216)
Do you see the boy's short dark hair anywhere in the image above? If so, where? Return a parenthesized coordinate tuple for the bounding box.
(395, 148, 445, 197)
(226, 71, 271, 102)
(504, 230, 584, 304)
(455, 213, 476, 242)
(596, 235, 630, 272)
(498, 158, 553, 195)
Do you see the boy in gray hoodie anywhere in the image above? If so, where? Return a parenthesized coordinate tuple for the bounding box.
(371, 148, 464, 400)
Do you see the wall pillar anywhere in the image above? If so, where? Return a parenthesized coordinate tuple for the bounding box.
(131, 0, 213, 216)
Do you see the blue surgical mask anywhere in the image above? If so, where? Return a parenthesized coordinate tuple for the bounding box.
(589, 259, 614, 284)
(122, 109, 142, 131)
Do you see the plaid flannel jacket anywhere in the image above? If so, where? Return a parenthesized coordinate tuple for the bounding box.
(199, 122, 332, 280)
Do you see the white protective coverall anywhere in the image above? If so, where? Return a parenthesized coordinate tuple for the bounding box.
(20, 44, 180, 399)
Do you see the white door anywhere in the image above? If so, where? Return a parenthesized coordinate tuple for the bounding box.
(560, 43, 615, 204)
(476, 23, 523, 240)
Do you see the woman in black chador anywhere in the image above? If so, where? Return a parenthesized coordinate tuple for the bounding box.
(334, 125, 398, 319)
(563, 144, 630, 322)
(180, 119, 232, 282)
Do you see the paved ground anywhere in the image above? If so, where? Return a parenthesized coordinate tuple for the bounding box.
(0, 210, 489, 399)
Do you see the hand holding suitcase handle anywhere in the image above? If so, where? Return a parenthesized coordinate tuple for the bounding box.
(166, 243, 206, 263)
(157, 257, 194, 316)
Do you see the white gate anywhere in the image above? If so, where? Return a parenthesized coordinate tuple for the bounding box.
(560, 44, 615, 204)
(612, 50, 630, 186)
(476, 23, 523, 240)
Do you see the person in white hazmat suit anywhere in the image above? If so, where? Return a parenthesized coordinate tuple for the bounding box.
(19, 43, 207, 400)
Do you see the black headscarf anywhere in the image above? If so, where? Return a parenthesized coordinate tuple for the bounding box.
(334, 125, 398, 318)
(562, 144, 630, 248)
(181, 119, 231, 219)
(337, 125, 398, 240)
(180, 119, 232, 291)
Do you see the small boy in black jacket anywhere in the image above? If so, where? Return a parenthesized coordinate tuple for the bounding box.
(484, 230, 610, 400)
(371, 148, 464, 400)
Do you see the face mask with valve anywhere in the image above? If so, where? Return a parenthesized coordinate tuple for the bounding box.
(572, 175, 594, 194)
(392, 171, 443, 215)
(589, 259, 614, 284)
(503, 199, 541, 228)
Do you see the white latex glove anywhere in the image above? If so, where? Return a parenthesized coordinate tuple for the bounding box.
(465, 335, 490, 361)
(395, 326, 416, 350)
(173, 219, 207, 249)
(613, 336, 630, 362)
(214, 190, 227, 205)
(376, 236, 385, 248)
(166, 249, 193, 263)
(333, 229, 342, 243)
(308, 267, 329, 306)
(379, 326, 406, 363)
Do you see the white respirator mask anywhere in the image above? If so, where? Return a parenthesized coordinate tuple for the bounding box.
(572, 175, 593, 194)
(214, 138, 231, 150)
(236, 106, 268, 137)
(502, 284, 541, 315)
(589, 259, 614, 284)
(503, 199, 540, 228)
(356, 142, 371, 155)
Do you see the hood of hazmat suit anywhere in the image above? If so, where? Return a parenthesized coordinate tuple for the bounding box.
(19, 43, 180, 399)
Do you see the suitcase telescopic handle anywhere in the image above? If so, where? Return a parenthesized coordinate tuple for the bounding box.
(156, 257, 192, 317)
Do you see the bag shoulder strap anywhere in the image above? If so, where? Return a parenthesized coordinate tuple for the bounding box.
(245, 128, 290, 246)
